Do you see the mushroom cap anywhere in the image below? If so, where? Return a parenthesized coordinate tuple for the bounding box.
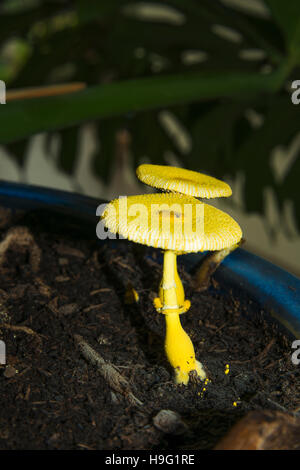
(136, 164, 232, 198)
(101, 193, 242, 253)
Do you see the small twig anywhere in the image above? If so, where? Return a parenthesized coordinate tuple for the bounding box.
(0, 323, 41, 337)
(73, 334, 143, 407)
(90, 288, 112, 296)
(231, 338, 275, 364)
(112, 257, 135, 273)
(83, 304, 104, 313)
(77, 443, 95, 450)
(34, 278, 52, 298)
(266, 398, 290, 414)
(194, 239, 245, 291)
(254, 338, 276, 362)
(214, 322, 228, 334)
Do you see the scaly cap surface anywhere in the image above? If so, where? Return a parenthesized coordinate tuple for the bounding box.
(101, 193, 242, 252)
(136, 164, 232, 198)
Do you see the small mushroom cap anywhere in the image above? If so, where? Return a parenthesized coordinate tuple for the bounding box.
(136, 164, 232, 198)
(101, 193, 242, 253)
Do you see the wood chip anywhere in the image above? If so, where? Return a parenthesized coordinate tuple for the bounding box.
(55, 276, 70, 282)
(83, 304, 104, 313)
(24, 385, 31, 400)
(59, 303, 78, 316)
(215, 410, 300, 450)
(34, 278, 52, 298)
(0, 289, 8, 302)
(0, 226, 41, 272)
(3, 365, 17, 378)
(0, 207, 12, 229)
(9, 284, 28, 299)
(47, 297, 59, 314)
(55, 244, 85, 258)
(112, 257, 135, 272)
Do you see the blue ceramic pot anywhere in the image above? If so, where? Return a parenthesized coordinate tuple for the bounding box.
(0, 180, 299, 339)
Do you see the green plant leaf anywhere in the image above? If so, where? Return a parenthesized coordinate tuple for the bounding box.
(188, 101, 244, 175)
(56, 126, 79, 175)
(235, 95, 300, 214)
(0, 70, 278, 144)
(278, 157, 300, 230)
(264, 0, 300, 59)
(92, 118, 123, 184)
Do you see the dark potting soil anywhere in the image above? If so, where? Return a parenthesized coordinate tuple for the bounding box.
(0, 206, 299, 450)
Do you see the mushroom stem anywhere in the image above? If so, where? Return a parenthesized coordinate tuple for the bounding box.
(161, 251, 182, 310)
(154, 250, 206, 385)
(173, 254, 185, 307)
(165, 312, 205, 385)
(157, 251, 187, 313)
(194, 239, 244, 291)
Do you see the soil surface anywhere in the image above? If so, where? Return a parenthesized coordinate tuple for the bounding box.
(0, 206, 299, 450)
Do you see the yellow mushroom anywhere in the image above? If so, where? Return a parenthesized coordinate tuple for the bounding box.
(136, 164, 232, 199)
(136, 164, 242, 291)
(101, 192, 242, 385)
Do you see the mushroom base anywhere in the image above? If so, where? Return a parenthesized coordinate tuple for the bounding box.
(164, 312, 206, 385)
(175, 360, 206, 385)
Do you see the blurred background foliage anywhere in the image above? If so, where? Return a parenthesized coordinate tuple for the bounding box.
(0, 0, 300, 229)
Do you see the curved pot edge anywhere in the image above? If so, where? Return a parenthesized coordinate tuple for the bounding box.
(1, 180, 299, 339)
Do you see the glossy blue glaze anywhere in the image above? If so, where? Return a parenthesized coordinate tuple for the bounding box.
(186, 250, 300, 339)
(0, 180, 98, 218)
(1, 180, 299, 338)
